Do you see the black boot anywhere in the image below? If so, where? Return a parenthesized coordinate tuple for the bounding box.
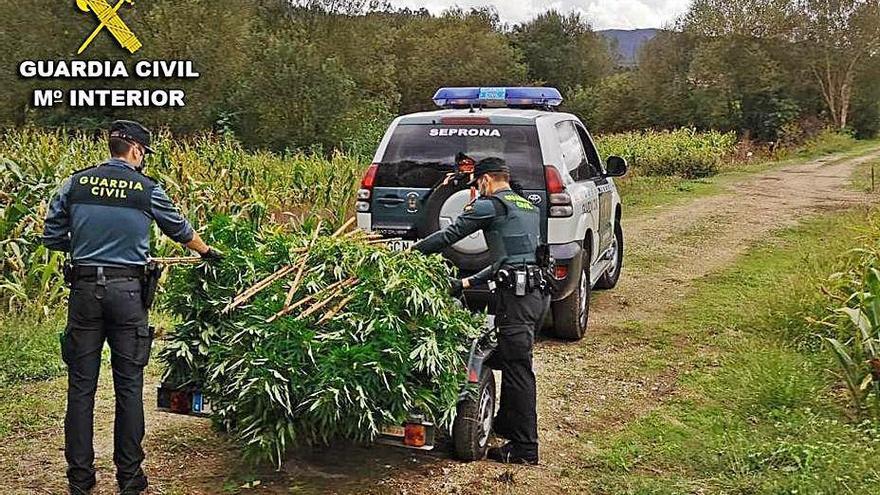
(487, 442, 539, 465)
(68, 483, 94, 495)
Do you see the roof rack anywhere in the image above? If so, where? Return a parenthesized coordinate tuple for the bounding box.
(432, 87, 563, 111)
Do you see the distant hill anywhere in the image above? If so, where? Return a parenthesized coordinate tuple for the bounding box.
(600, 29, 659, 66)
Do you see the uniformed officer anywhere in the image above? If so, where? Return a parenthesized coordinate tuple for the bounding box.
(413, 157, 549, 464)
(43, 120, 222, 494)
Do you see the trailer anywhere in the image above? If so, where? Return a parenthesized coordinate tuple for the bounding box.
(157, 325, 499, 461)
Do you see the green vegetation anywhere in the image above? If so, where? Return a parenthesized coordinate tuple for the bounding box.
(3, 1, 880, 149)
(0, 129, 365, 314)
(584, 210, 880, 493)
(161, 216, 482, 465)
(822, 220, 880, 416)
(596, 128, 737, 178)
(0, 313, 64, 386)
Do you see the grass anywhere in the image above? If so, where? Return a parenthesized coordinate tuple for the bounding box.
(0, 312, 65, 386)
(851, 157, 879, 193)
(618, 137, 880, 217)
(581, 209, 880, 493)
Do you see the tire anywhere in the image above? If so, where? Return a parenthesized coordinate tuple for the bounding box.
(418, 182, 493, 272)
(595, 220, 623, 290)
(549, 247, 591, 341)
(452, 367, 496, 461)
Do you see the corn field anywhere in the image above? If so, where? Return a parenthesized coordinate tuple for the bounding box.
(595, 128, 738, 178)
(1, 127, 743, 316)
(0, 128, 366, 314)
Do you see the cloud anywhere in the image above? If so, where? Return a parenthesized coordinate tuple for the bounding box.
(385, 0, 693, 30)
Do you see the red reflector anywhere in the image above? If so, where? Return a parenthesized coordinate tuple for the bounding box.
(440, 117, 491, 125)
(544, 165, 566, 194)
(361, 163, 379, 189)
(468, 368, 479, 383)
(554, 265, 568, 280)
(170, 391, 191, 414)
(404, 423, 427, 447)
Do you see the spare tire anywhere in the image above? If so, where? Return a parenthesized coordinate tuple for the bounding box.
(417, 182, 494, 272)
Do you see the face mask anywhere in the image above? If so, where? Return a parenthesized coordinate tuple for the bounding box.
(478, 177, 489, 196)
(134, 145, 147, 172)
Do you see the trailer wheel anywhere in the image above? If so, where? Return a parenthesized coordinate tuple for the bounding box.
(452, 367, 495, 461)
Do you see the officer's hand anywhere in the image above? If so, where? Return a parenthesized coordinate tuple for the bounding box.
(200, 247, 224, 262)
(448, 277, 464, 298)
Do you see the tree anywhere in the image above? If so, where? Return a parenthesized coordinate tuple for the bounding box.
(794, 0, 880, 129)
(511, 10, 614, 91)
(391, 8, 527, 113)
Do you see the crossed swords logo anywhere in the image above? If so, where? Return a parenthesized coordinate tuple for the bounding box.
(76, 0, 142, 54)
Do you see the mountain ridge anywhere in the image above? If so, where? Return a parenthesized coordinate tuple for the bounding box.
(599, 28, 659, 65)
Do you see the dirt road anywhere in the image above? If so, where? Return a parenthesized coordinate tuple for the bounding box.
(4, 149, 878, 494)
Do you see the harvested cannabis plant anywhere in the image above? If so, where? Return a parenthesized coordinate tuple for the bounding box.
(160, 215, 483, 465)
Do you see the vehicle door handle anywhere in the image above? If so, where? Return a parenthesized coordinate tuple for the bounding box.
(377, 197, 405, 205)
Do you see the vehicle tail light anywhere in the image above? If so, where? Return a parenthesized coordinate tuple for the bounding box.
(357, 163, 379, 212)
(554, 264, 569, 280)
(545, 165, 573, 217)
(404, 423, 427, 447)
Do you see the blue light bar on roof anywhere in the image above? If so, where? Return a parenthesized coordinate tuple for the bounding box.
(432, 87, 563, 109)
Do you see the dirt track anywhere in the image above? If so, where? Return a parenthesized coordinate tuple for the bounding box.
(4, 149, 878, 494)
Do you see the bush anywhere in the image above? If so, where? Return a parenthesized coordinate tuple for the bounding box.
(794, 129, 858, 158)
(595, 128, 737, 178)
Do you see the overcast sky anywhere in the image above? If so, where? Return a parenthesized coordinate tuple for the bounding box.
(386, 0, 692, 30)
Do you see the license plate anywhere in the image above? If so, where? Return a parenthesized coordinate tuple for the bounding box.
(387, 240, 414, 252)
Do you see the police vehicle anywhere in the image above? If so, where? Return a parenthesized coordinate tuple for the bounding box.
(356, 87, 627, 340)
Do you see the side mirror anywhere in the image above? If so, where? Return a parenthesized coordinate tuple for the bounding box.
(605, 155, 628, 177)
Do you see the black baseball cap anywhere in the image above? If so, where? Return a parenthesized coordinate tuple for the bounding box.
(467, 157, 510, 186)
(109, 120, 154, 154)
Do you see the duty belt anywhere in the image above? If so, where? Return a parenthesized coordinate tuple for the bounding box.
(72, 265, 145, 279)
(495, 264, 547, 296)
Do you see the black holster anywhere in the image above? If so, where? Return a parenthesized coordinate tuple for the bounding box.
(141, 261, 165, 310)
(63, 260, 75, 287)
(496, 265, 546, 296)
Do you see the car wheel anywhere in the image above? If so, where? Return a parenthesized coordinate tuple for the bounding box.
(418, 182, 493, 272)
(595, 221, 623, 290)
(452, 367, 495, 461)
(549, 247, 591, 341)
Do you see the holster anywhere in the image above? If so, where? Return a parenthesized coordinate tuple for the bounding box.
(496, 265, 547, 296)
(141, 261, 165, 310)
(62, 260, 74, 287)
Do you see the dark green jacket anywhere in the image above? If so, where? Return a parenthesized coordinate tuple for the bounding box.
(414, 187, 541, 284)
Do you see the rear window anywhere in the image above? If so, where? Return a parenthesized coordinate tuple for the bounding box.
(377, 124, 545, 189)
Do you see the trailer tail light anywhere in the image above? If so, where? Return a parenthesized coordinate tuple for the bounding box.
(468, 367, 479, 383)
(544, 165, 573, 217)
(357, 163, 379, 212)
(404, 423, 427, 447)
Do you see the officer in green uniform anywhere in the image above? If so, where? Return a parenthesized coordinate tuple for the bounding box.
(43, 120, 222, 494)
(414, 157, 549, 464)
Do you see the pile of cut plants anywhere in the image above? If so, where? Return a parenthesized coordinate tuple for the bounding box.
(159, 214, 483, 465)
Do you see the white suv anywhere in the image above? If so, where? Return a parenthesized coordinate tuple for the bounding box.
(356, 87, 627, 340)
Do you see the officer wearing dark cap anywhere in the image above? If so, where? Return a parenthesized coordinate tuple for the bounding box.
(43, 120, 222, 494)
(414, 157, 549, 464)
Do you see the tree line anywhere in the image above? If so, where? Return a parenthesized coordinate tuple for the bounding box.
(1, 0, 878, 151)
